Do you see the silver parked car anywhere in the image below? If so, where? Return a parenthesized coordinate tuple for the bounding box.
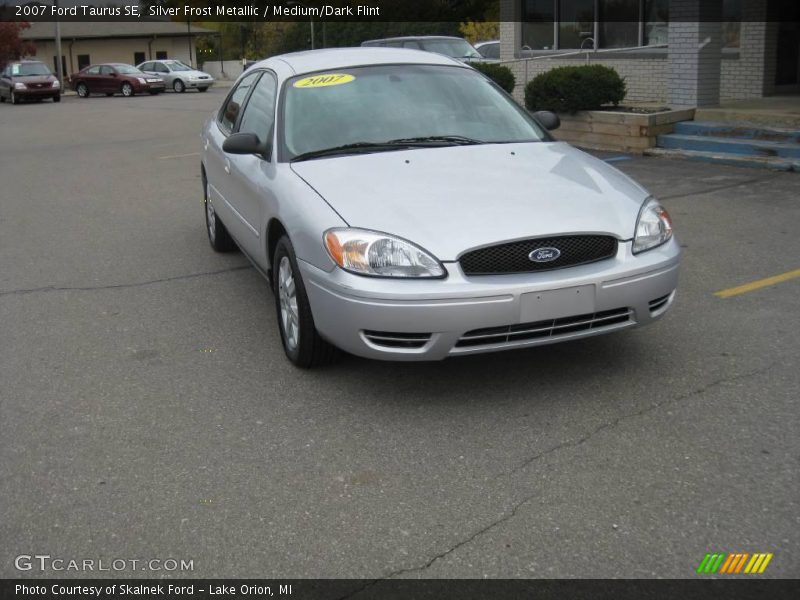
(137, 59, 213, 92)
(201, 48, 680, 367)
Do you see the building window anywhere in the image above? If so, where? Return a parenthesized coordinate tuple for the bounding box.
(134, 51, 145, 65)
(52, 55, 66, 76)
(77, 54, 90, 70)
(521, 0, 555, 50)
(558, 0, 595, 49)
(156, 51, 168, 60)
(722, 0, 741, 49)
(599, 0, 640, 49)
(520, 0, 677, 52)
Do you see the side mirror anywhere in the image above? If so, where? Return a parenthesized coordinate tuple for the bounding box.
(222, 132, 271, 160)
(533, 110, 560, 131)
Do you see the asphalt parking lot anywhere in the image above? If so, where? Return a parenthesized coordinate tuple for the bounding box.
(1, 90, 798, 580)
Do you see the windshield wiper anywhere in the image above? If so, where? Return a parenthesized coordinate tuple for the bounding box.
(386, 135, 485, 146)
(290, 141, 416, 162)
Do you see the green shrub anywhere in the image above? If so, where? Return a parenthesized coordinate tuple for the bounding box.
(524, 65, 626, 113)
(472, 62, 516, 94)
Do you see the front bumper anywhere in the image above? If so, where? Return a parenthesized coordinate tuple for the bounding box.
(14, 86, 59, 98)
(140, 82, 165, 92)
(186, 79, 213, 89)
(300, 238, 681, 361)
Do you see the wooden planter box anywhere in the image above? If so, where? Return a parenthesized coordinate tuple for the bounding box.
(553, 108, 696, 154)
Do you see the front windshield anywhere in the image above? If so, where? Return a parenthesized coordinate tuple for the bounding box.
(114, 65, 143, 75)
(282, 64, 547, 160)
(11, 62, 52, 76)
(421, 39, 482, 59)
(165, 61, 192, 72)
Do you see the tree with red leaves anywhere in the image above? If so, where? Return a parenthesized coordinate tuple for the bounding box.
(0, 22, 36, 68)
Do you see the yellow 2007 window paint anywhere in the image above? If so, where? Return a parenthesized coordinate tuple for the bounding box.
(293, 74, 355, 89)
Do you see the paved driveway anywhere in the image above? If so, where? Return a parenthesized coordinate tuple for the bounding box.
(0, 92, 797, 579)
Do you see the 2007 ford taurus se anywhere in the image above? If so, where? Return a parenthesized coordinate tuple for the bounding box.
(201, 48, 680, 367)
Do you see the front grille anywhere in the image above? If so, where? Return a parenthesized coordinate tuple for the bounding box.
(459, 235, 617, 275)
(456, 307, 632, 348)
(649, 293, 671, 314)
(362, 330, 431, 349)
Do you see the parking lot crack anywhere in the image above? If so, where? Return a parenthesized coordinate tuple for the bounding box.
(500, 361, 779, 480)
(0, 265, 251, 298)
(335, 361, 779, 598)
(660, 174, 782, 200)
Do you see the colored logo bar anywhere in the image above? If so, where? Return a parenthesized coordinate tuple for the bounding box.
(697, 553, 773, 574)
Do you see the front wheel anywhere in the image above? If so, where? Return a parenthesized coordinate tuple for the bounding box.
(121, 82, 133, 97)
(53, 94, 61, 103)
(203, 177, 236, 252)
(76, 83, 89, 98)
(173, 79, 185, 93)
(273, 236, 339, 368)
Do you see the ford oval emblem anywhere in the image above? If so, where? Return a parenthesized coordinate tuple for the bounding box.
(529, 247, 561, 263)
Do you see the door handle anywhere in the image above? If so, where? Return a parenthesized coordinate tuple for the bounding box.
(223, 160, 230, 174)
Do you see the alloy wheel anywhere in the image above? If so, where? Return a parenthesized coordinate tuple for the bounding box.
(278, 257, 300, 352)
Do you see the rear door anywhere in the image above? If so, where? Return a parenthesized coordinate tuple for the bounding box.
(222, 70, 279, 257)
(203, 70, 262, 250)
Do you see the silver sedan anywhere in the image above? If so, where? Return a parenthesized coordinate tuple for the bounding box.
(137, 59, 213, 92)
(201, 48, 680, 367)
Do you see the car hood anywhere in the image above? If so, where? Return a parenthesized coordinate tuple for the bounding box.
(184, 70, 212, 78)
(290, 142, 650, 261)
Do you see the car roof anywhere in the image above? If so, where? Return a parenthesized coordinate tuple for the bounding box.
(8, 60, 46, 64)
(262, 47, 463, 76)
(363, 36, 465, 43)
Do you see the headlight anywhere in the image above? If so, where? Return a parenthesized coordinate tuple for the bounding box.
(51, 80, 60, 88)
(137, 77, 146, 84)
(324, 228, 446, 278)
(13, 82, 26, 90)
(633, 197, 673, 254)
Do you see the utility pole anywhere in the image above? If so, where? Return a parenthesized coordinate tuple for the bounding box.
(54, 0, 63, 83)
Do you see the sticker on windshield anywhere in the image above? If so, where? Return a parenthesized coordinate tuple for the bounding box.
(293, 73, 355, 89)
(11, 65, 20, 75)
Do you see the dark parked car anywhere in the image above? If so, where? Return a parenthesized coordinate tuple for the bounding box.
(0, 60, 61, 104)
(68, 63, 165, 98)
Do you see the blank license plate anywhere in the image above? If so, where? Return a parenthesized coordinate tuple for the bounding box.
(520, 285, 596, 322)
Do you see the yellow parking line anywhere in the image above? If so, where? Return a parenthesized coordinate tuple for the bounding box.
(714, 268, 800, 298)
(158, 152, 200, 160)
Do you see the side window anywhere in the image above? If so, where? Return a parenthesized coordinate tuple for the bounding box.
(140, 62, 152, 71)
(485, 44, 500, 59)
(100, 66, 114, 75)
(237, 72, 278, 143)
(218, 71, 262, 134)
(86, 66, 101, 75)
(403, 41, 422, 49)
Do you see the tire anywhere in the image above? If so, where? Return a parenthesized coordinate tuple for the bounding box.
(202, 175, 236, 253)
(273, 236, 339, 368)
(0, 92, 6, 103)
(53, 94, 61, 103)
(198, 87, 208, 92)
(121, 82, 133, 97)
(173, 79, 185, 93)
(76, 82, 89, 98)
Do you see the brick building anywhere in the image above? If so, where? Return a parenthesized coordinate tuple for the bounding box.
(499, 0, 799, 106)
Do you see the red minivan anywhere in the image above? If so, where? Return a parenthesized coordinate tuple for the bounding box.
(0, 60, 61, 104)
(68, 63, 165, 98)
